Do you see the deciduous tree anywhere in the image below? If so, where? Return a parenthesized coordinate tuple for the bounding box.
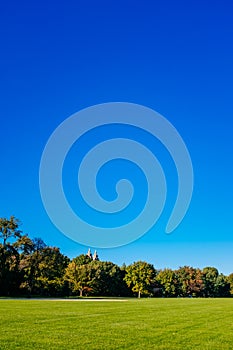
(176, 266, 204, 297)
(0, 216, 21, 246)
(228, 273, 233, 296)
(156, 269, 178, 297)
(202, 267, 219, 297)
(124, 261, 156, 298)
(65, 261, 92, 296)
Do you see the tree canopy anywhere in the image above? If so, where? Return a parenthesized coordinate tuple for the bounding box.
(124, 261, 156, 298)
(0, 216, 232, 298)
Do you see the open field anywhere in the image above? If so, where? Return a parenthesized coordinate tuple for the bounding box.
(0, 298, 233, 349)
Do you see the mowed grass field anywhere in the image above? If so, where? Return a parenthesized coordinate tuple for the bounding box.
(0, 298, 233, 350)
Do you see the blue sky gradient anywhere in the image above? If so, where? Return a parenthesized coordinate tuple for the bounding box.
(0, 1, 232, 273)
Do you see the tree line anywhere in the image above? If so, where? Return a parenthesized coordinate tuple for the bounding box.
(0, 216, 233, 298)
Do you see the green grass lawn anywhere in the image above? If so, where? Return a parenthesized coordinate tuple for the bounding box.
(0, 298, 233, 349)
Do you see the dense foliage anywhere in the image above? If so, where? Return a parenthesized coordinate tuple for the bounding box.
(0, 217, 232, 297)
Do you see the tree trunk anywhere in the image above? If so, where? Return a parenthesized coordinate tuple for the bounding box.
(79, 289, 83, 297)
(138, 290, 141, 298)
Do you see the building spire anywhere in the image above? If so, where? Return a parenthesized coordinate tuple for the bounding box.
(86, 248, 92, 259)
(93, 250, 99, 261)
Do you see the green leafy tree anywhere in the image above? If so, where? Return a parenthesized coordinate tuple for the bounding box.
(156, 269, 178, 297)
(202, 267, 230, 297)
(73, 254, 92, 265)
(65, 260, 93, 296)
(124, 261, 156, 298)
(228, 273, 233, 296)
(202, 267, 219, 297)
(214, 274, 230, 297)
(0, 217, 22, 295)
(0, 244, 21, 295)
(33, 246, 69, 296)
(89, 260, 128, 296)
(19, 237, 46, 295)
(20, 242, 69, 296)
(119, 264, 132, 296)
(0, 216, 21, 247)
(65, 259, 129, 297)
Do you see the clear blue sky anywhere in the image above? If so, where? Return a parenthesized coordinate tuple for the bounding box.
(1, 1, 232, 274)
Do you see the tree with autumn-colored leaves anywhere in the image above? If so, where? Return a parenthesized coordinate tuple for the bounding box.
(176, 266, 204, 297)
